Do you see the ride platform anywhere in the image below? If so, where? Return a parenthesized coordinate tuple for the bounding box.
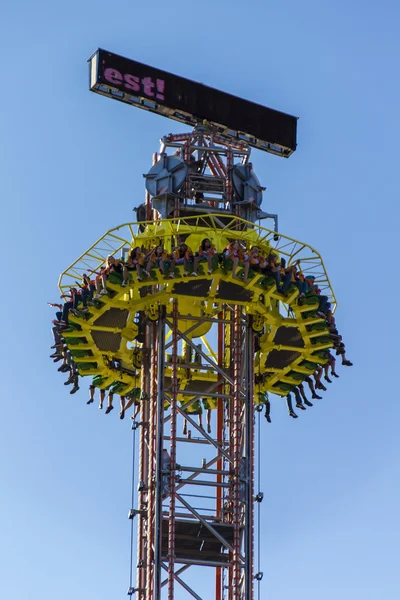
(58, 214, 335, 401)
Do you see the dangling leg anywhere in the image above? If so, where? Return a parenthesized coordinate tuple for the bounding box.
(183, 258, 190, 276)
(100, 272, 108, 295)
(183, 413, 188, 436)
(99, 389, 105, 410)
(207, 409, 212, 433)
(88, 284, 96, 303)
(341, 351, 353, 367)
(119, 395, 126, 419)
(95, 276, 102, 298)
(50, 327, 63, 357)
(198, 412, 204, 430)
(69, 360, 79, 394)
(192, 256, 200, 275)
(264, 399, 271, 423)
(207, 255, 213, 275)
(64, 362, 77, 386)
(87, 384, 95, 405)
(167, 258, 175, 278)
(331, 355, 339, 377)
(314, 366, 327, 391)
(124, 393, 139, 415)
(281, 271, 293, 294)
(180, 402, 188, 434)
(68, 373, 80, 394)
(105, 391, 114, 414)
(286, 393, 298, 419)
(61, 301, 73, 325)
(121, 266, 128, 287)
(131, 401, 140, 421)
(305, 375, 322, 400)
(293, 387, 306, 410)
(232, 256, 239, 278)
(243, 261, 250, 282)
(58, 346, 71, 373)
(324, 362, 332, 383)
(136, 264, 143, 281)
(194, 344, 201, 364)
(80, 288, 89, 311)
(298, 384, 313, 407)
(273, 269, 281, 292)
(143, 259, 152, 277)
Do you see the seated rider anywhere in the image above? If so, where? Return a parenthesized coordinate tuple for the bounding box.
(292, 386, 307, 411)
(297, 382, 314, 406)
(192, 238, 217, 276)
(243, 246, 267, 283)
(333, 339, 353, 367)
(48, 301, 66, 345)
(172, 242, 193, 276)
(224, 241, 244, 278)
(57, 347, 79, 394)
(72, 275, 95, 312)
(123, 247, 144, 283)
(87, 375, 114, 408)
(179, 398, 204, 436)
(293, 269, 309, 299)
(81, 274, 96, 306)
(262, 252, 282, 291)
(143, 244, 173, 278)
(52, 287, 78, 326)
(325, 316, 353, 367)
(286, 392, 298, 419)
(121, 388, 142, 421)
(202, 397, 218, 433)
(94, 255, 123, 298)
(256, 390, 271, 423)
(313, 365, 327, 392)
(280, 259, 301, 294)
(63, 356, 80, 395)
(320, 349, 339, 383)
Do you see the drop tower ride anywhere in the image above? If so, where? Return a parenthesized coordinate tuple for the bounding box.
(56, 49, 337, 600)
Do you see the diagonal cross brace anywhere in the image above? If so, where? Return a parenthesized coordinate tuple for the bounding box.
(161, 562, 203, 600)
(175, 493, 235, 555)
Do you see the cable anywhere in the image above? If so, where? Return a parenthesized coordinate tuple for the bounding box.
(257, 409, 261, 600)
(128, 368, 140, 591)
(129, 422, 137, 590)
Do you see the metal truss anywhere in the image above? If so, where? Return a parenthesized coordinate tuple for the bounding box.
(157, 128, 252, 221)
(58, 215, 336, 307)
(133, 305, 255, 599)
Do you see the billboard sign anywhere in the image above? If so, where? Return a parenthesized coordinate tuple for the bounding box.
(89, 48, 297, 157)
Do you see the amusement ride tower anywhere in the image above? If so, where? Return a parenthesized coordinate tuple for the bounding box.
(55, 50, 338, 600)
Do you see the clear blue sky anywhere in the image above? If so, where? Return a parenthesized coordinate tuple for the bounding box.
(1, 1, 399, 599)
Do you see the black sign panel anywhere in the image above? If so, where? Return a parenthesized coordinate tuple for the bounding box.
(89, 49, 297, 156)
